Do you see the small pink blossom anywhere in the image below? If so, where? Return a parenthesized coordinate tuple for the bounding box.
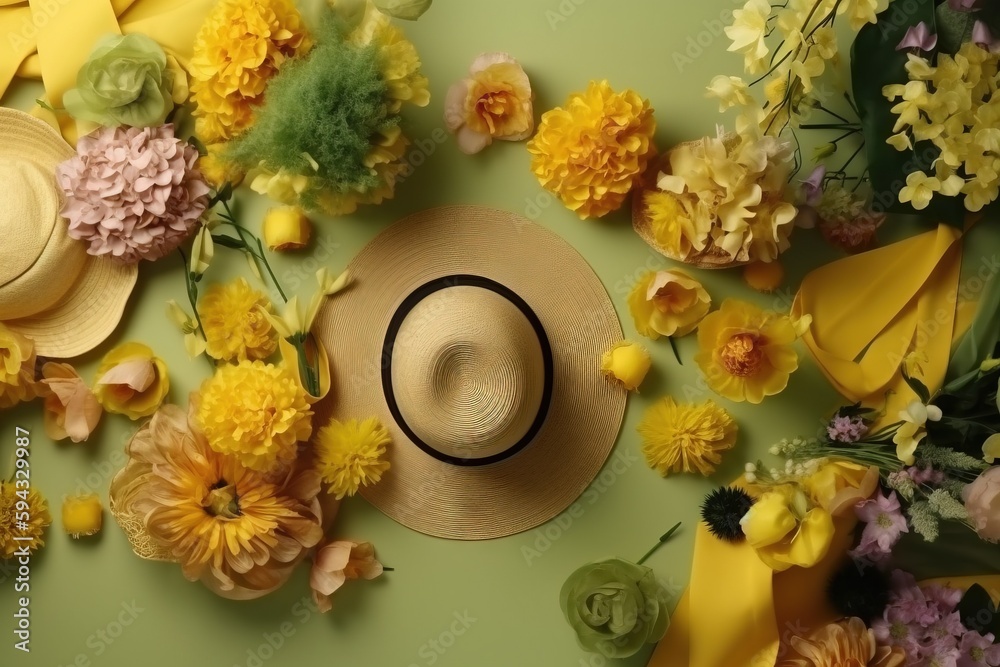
(958, 630, 1000, 666)
(854, 490, 909, 554)
(897, 22, 938, 52)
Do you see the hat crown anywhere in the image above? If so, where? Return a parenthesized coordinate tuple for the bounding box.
(0, 158, 60, 285)
(390, 286, 546, 462)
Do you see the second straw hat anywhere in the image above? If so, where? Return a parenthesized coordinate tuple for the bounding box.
(313, 205, 626, 540)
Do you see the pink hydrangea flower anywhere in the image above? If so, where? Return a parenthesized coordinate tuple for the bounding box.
(828, 414, 869, 443)
(853, 490, 909, 555)
(958, 630, 1000, 666)
(57, 125, 210, 263)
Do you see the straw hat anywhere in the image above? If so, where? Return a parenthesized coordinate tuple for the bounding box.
(313, 206, 626, 540)
(0, 108, 137, 358)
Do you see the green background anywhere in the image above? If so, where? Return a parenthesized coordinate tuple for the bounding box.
(2, 1, 999, 666)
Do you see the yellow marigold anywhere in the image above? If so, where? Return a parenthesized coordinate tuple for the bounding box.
(528, 80, 656, 219)
(114, 405, 323, 599)
(351, 6, 430, 112)
(62, 494, 103, 539)
(643, 190, 711, 259)
(628, 269, 711, 339)
(0, 482, 51, 558)
(198, 142, 245, 189)
(198, 277, 278, 362)
(194, 360, 313, 473)
(637, 396, 738, 476)
(695, 299, 802, 404)
(316, 417, 391, 499)
(189, 0, 312, 144)
(0, 323, 43, 409)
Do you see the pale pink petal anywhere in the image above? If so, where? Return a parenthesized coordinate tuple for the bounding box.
(456, 126, 491, 155)
(469, 51, 517, 74)
(97, 358, 155, 392)
(444, 81, 470, 132)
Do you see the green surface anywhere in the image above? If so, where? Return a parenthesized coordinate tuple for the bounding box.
(2, 2, 1000, 666)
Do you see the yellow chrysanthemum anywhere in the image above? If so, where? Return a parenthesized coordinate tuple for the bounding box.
(115, 405, 323, 598)
(695, 299, 802, 404)
(528, 80, 656, 220)
(315, 417, 391, 499)
(199, 277, 278, 362)
(637, 396, 738, 476)
(0, 323, 43, 409)
(0, 482, 51, 558)
(643, 190, 711, 259)
(189, 0, 312, 144)
(194, 360, 313, 473)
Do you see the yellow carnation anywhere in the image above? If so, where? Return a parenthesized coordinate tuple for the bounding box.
(194, 360, 313, 473)
(94, 342, 170, 420)
(0, 482, 51, 558)
(695, 299, 802, 404)
(528, 80, 656, 219)
(637, 396, 738, 476)
(199, 277, 278, 362)
(315, 417, 391, 499)
(628, 269, 711, 339)
(0, 323, 43, 409)
(189, 0, 312, 144)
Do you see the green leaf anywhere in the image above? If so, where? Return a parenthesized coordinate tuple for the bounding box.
(902, 368, 931, 404)
(936, 3, 977, 55)
(188, 135, 208, 157)
(850, 0, 966, 225)
(957, 584, 1000, 639)
(208, 182, 233, 207)
(210, 234, 245, 250)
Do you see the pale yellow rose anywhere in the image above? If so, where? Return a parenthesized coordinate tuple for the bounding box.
(628, 269, 711, 340)
(445, 52, 533, 154)
(262, 206, 312, 251)
(62, 494, 103, 538)
(94, 343, 170, 420)
(600, 341, 651, 391)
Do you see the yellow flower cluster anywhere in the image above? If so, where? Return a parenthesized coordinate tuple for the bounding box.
(885, 43, 1000, 212)
(249, 3, 430, 216)
(0, 323, 42, 409)
(189, 0, 312, 145)
(198, 277, 277, 362)
(527, 80, 656, 219)
(0, 482, 50, 558)
(716, 0, 885, 136)
(194, 360, 313, 473)
(637, 396, 738, 476)
(654, 133, 797, 264)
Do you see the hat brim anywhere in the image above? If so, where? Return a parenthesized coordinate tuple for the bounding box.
(313, 206, 626, 540)
(0, 108, 138, 359)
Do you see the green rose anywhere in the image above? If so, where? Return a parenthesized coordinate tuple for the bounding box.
(559, 558, 670, 659)
(63, 34, 175, 128)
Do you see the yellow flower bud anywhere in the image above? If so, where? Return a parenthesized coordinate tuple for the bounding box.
(743, 261, 784, 293)
(812, 142, 837, 160)
(601, 341, 651, 392)
(262, 207, 312, 251)
(62, 494, 103, 538)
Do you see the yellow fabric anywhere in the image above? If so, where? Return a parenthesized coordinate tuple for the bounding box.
(792, 224, 965, 420)
(0, 0, 214, 139)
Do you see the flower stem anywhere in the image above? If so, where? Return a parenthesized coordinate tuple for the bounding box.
(668, 337, 683, 365)
(637, 522, 682, 565)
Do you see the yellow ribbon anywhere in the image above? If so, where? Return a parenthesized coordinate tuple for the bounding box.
(0, 0, 214, 138)
(791, 224, 969, 420)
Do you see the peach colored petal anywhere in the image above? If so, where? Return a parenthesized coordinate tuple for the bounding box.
(41, 362, 101, 443)
(469, 52, 517, 74)
(456, 126, 491, 154)
(444, 80, 469, 132)
(98, 358, 156, 392)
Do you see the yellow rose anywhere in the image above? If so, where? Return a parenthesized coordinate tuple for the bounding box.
(740, 485, 835, 571)
(0, 323, 43, 409)
(62, 494, 103, 538)
(445, 52, 534, 154)
(262, 206, 312, 251)
(803, 461, 879, 516)
(628, 269, 711, 340)
(94, 342, 170, 420)
(600, 341, 651, 391)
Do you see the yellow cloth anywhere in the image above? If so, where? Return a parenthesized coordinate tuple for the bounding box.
(0, 0, 214, 139)
(791, 224, 966, 420)
(649, 508, 854, 667)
